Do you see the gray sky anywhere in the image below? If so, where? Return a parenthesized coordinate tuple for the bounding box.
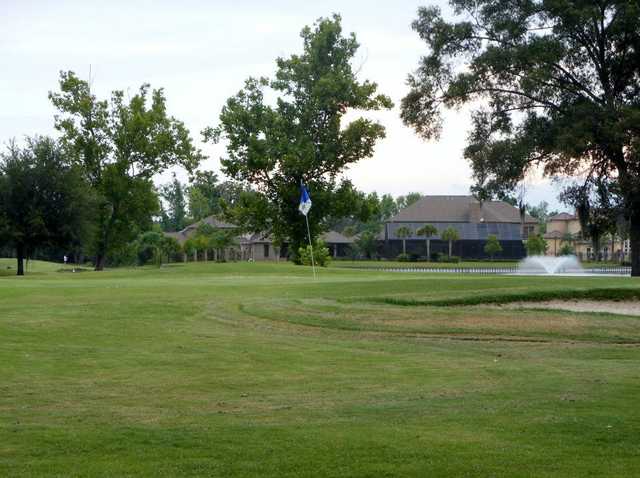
(0, 0, 566, 209)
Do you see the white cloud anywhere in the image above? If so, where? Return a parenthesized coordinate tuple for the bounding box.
(0, 0, 568, 211)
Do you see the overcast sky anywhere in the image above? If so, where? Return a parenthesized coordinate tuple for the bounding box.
(1, 0, 567, 210)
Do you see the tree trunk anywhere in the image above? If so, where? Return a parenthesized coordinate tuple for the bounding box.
(16, 243, 25, 276)
(204, 249, 208, 262)
(448, 240, 452, 258)
(402, 239, 406, 254)
(426, 239, 431, 261)
(95, 253, 106, 271)
(630, 213, 640, 277)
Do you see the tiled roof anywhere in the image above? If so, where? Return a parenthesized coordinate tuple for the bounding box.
(543, 230, 565, 239)
(389, 196, 537, 224)
(321, 230, 354, 244)
(549, 212, 577, 221)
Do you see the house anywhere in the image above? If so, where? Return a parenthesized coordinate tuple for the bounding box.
(543, 212, 628, 260)
(164, 216, 354, 262)
(383, 196, 538, 259)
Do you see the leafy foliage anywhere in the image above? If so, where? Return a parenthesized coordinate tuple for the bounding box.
(160, 174, 188, 232)
(559, 243, 575, 256)
(402, 1, 640, 274)
(526, 234, 548, 256)
(137, 231, 182, 266)
(416, 224, 438, 260)
(354, 230, 378, 259)
(298, 240, 331, 267)
(484, 234, 503, 259)
(0, 137, 94, 275)
(441, 227, 460, 258)
(395, 226, 412, 255)
(209, 15, 392, 258)
(49, 71, 203, 269)
(560, 178, 620, 260)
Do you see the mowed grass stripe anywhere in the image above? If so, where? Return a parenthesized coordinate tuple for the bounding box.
(1, 261, 640, 476)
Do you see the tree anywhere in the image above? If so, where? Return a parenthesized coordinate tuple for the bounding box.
(526, 234, 548, 256)
(527, 201, 558, 234)
(395, 226, 412, 255)
(137, 231, 181, 266)
(355, 230, 378, 259)
(396, 193, 422, 210)
(186, 170, 234, 221)
(441, 227, 460, 259)
(209, 228, 238, 262)
(298, 240, 331, 267)
(560, 179, 618, 261)
(379, 194, 399, 221)
(484, 234, 502, 260)
(0, 137, 93, 275)
(194, 223, 215, 262)
(160, 174, 188, 232)
(416, 224, 437, 260)
(49, 71, 203, 270)
(559, 243, 575, 256)
(208, 15, 392, 259)
(401, 2, 640, 276)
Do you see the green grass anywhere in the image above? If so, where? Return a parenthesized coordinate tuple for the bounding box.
(332, 260, 518, 268)
(0, 258, 68, 276)
(1, 261, 640, 476)
(332, 259, 627, 269)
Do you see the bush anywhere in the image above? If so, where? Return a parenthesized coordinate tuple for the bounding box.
(526, 234, 548, 255)
(298, 240, 331, 267)
(396, 253, 410, 262)
(559, 243, 575, 256)
(435, 253, 460, 263)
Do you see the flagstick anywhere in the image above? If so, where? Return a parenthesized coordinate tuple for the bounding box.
(304, 213, 317, 280)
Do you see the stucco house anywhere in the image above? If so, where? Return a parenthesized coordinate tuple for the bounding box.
(383, 195, 538, 259)
(543, 212, 629, 260)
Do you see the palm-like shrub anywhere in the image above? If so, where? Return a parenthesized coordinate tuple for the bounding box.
(441, 227, 460, 258)
(416, 224, 437, 260)
(395, 226, 412, 254)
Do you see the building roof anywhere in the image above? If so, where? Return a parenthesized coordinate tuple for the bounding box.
(186, 215, 237, 231)
(549, 212, 577, 221)
(543, 230, 565, 239)
(164, 216, 239, 245)
(321, 230, 354, 244)
(389, 196, 537, 224)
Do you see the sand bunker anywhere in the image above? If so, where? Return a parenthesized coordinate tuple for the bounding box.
(499, 300, 640, 316)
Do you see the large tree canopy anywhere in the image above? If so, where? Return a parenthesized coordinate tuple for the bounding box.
(0, 137, 93, 275)
(49, 72, 204, 269)
(402, 1, 640, 274)
(208, 15, 393, 258)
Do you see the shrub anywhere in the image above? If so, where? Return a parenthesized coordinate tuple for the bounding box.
(435, 253, 460, 263)
(484, 234, 502, 259)
(298, 240, 331, 267)
(396, 253, 410, 262)
(526, 234, 548, 255)
(559, 243, 575, 256)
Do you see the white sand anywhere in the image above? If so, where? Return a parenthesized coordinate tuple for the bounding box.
(500, 300, 640, 316)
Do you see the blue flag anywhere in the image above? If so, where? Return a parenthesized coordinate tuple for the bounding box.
(299, 184, 312, 216)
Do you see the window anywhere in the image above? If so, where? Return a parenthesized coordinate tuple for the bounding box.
(263, 244, 269, 258)
(523, 225, 535, 239)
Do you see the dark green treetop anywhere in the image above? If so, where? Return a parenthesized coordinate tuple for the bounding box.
(49, 71, 204, 269)
(208, 15, 393, 258)
(401, 1, 640, 274)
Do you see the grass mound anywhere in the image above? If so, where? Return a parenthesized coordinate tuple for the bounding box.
(370, 287, 640, 307)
